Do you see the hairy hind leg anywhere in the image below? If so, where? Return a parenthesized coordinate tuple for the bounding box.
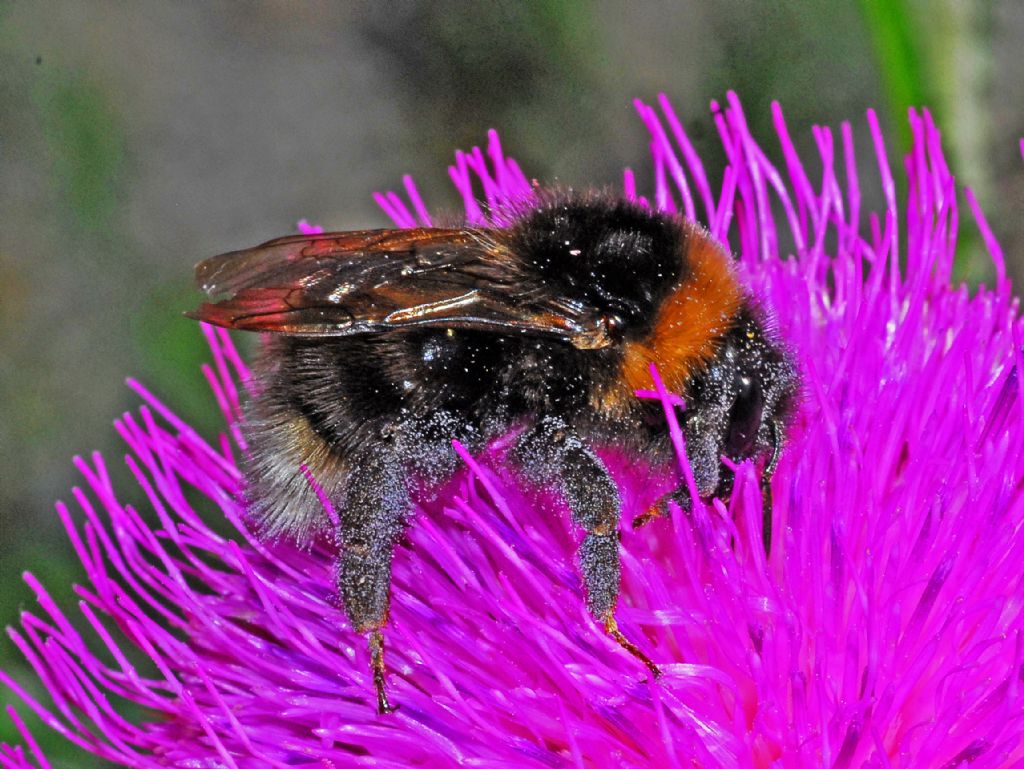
(339, 411, 478, 712)
(515, 417, 660, 678)
(338, 451, 409, 714)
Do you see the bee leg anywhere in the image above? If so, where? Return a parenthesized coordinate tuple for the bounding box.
(515, 418, 661, 679)
(367, 629, 391, 714)
(338, 452, 409, 714)
(759, 420, 783, 556)
(631, 487, 693, 529)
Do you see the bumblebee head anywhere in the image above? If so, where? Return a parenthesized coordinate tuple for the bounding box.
(681, 305, 798, 496)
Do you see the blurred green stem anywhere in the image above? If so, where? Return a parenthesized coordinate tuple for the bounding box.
(859, 0, 994, 281)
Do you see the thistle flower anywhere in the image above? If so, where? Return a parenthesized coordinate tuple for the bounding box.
(4, 93, 1024, 768)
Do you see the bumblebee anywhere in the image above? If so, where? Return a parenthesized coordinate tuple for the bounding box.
(192, 191, 797, 712)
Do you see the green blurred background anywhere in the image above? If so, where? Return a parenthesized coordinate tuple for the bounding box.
(1, 1, 1022, 764)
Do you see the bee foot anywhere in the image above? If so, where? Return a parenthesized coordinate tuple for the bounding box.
(632, 487, 690, 530)
(602, 611, 661, 679)
(631, 506, 665, 530)
(369, 630, 399, 714)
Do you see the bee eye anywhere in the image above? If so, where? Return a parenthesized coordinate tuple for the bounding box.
(725, 374, 764, 458)
(604, 313, 626, 342)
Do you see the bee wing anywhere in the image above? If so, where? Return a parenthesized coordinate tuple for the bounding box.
(191, 228, 613, 348)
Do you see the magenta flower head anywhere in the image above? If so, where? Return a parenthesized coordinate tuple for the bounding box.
(4, 93, 1024, 767)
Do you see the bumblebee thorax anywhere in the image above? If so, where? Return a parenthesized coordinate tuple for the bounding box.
(619, 224, 742, 397)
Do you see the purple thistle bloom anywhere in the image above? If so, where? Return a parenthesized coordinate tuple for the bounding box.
(4, 92, 1024, 768)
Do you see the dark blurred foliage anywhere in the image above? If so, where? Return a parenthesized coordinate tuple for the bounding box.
(1, 1, 1022, 763)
